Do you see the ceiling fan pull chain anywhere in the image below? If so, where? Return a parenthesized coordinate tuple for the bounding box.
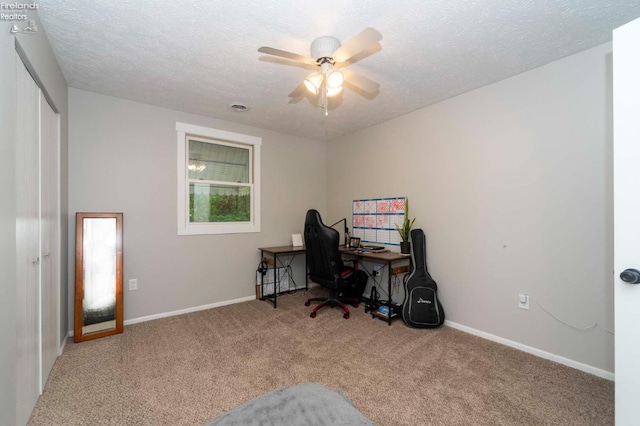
(322, 79, 328, 116)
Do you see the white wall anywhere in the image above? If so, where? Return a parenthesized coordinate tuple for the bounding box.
(0, 10, 69, 423)
(327, 43, 614, 373)
(68, 88, 326, 324)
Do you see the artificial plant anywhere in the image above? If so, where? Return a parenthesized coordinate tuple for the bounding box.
(395, 197, 416, 242)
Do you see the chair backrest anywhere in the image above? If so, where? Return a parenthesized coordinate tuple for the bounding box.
(304, 209, 345, 289)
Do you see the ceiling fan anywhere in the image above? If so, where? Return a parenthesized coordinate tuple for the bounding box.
(258, 27, 382, 115)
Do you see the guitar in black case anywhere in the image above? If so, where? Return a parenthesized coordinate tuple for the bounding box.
(402, 228, 445, 328)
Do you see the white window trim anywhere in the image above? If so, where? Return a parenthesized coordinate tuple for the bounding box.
(176, 122, 261, 235)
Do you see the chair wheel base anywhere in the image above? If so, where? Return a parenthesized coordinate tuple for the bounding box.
(306, 294, 356, 319)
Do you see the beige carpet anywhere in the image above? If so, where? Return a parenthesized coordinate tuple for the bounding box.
(29, 287, 613, 425)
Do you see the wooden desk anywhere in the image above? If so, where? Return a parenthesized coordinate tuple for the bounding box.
(340, 248, 411, 325)
(258, 245, 307, 308)
(259, 245, 410, 325)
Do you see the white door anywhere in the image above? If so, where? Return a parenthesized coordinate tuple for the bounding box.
(40, 92, 59, 389)
(15, 52, 41, 425)
(613, 17, 640, 425)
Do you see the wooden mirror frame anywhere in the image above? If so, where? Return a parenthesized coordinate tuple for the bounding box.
(74, 212, 123, 342)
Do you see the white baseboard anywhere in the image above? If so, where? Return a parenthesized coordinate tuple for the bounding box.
(124, 295, 256, 326)
(59, 331, 69, 354)
(444, 320, 614, 381)
(68, 295, 257, 336)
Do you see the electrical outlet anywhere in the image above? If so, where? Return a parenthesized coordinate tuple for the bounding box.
(518, 293, 529, 310)
(129, 279, 138, 291)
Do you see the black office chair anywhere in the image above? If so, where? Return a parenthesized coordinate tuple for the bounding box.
(304, 209, 360, 319)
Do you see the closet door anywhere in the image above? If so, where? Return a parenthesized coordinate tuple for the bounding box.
(40, 92, 59, 388)
(15, 52, 41, 425)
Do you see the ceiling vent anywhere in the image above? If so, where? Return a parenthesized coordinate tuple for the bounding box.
(229, 103, 249, 112)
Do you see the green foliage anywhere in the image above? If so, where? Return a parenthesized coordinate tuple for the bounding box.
(395, 197, 416, 242)
(190, 193, 250, 223)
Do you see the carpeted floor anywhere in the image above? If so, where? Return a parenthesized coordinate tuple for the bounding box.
(29, 287, 614, 425)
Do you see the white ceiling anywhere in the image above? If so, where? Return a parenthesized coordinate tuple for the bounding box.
(38, 0, 640, 141)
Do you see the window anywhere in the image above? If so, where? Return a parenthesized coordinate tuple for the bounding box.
(176, 122, 261, 235)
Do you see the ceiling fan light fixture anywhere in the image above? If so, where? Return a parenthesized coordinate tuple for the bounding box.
(257, 27, 382, 115)
(326, 85, 343, 97)
(304, 72, 323, 95)
(326, 70, 344, 89)
(310, 36, 341, 60)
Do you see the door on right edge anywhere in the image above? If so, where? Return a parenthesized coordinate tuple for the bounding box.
(613, 16, 640, 425)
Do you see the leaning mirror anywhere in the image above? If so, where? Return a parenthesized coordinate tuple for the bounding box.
(74, 212, 123, 342)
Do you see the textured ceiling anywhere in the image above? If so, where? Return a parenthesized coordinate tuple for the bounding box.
(37, 0, 640, 141)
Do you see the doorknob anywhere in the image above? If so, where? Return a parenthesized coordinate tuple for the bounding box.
(620, 268, 640, 284)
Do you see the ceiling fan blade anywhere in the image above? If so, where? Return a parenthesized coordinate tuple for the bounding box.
(332, 28, 382, 63)
(288, 83, 306, 98)
(342, 68, 380, 94)
(258, 46, 315, 64)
